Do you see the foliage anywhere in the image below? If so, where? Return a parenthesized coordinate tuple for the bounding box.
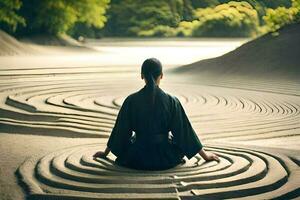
(181, 0, 195, 21)
(138, 25, 178, 37)
(178, 1, 260, 37)
(0, 0, 25, 32)
(104, 0, 188, 36)
(256, 0, 292, 9)
(263, 0, 300, 33)
(176, 20, 199, 36)
(190, 0, 220, 8)
(67, 23, 100, 39)
(218, 0, 292, 8)
(1, 0, 298, 38)
(19, 0, 109, 35)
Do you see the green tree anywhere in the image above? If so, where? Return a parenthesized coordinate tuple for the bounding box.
(19, 0, 109, 36)
(263, 0, 300, 33)
(218, 0, 292, 8)
(0, 0, 25, 32)
(178, 1, 260, 37)
(104, 0, 190, 36)
(182, 0, 195, 21)
(256, 0, 292, 9)
(216, 0, 292, 24)
(190, 0, 220, 8)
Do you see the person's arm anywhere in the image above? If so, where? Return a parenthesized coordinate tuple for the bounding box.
(93, 147, 111, 159)
(170, 97, 203, 159)
(94, 96, 132, 159)
(170, 97, 219, 162)
(199, 148, 219, 162)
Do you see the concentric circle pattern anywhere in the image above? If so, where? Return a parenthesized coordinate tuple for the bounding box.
(0, 65, 299, 199)
(1, 73, 300, 142)
(18, 144, 299, 199)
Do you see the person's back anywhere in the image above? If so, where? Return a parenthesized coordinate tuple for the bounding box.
(113, 86, 185, 170)
(93, 58, 219, 170)
(129, 86, 171, 140)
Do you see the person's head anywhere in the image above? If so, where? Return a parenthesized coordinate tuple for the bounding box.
(141, 58, 163, 86)
(141, 58, 163, 104)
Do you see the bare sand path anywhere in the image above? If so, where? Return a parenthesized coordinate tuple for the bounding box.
(0, 38, 299, 199)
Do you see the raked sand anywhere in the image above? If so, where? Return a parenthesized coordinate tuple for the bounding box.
(0, 38, 299, 199)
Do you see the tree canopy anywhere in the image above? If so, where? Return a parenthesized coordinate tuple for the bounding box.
(263, 0, 300, 33)
(17, 0, 109, 36)
(0, 0, 299, 38)
(103, 0, 189, 37)
(179, 1, 260, 37)
(103, 0, 298, 37)
(0, 0, 25, 32)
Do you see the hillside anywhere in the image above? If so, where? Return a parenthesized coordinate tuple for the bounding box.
(20, 34, 84, 47)
(175, 23, 300, 80)
(0, 31, 95, 56)
(0, 30, 36, 56)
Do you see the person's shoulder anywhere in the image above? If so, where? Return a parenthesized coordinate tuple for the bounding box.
(122, 88, 142, 104)
(170, 95, 181, 107)
(158, 88, 180, 104)
(123, 93, 134, 103)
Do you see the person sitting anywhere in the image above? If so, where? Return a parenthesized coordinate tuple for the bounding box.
(93, 58, 219, 170)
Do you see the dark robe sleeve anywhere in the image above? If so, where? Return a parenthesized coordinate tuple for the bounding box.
(170, 97, 203, 159)
(107, 97, 132, 157)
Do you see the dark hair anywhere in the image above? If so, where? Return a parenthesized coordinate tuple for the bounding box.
(141, 58, 163, 105)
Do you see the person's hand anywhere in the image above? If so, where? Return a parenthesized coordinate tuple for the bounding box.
(203, 152, 220, 162)
(199, 149, 220, 162)
(93, 151, 108, 159)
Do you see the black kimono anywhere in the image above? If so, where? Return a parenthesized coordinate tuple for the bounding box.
(107, 86, 203, 170)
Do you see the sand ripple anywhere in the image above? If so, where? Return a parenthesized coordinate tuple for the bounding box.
(0, 66, 299, 199)
(0, 75, 299, 142)
(17, 144, 299, 199)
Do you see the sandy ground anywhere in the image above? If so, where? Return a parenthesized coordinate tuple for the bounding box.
(0, 133, 105, 200)
(0, 38, 299, 199)
(0, 39, 246, 199)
